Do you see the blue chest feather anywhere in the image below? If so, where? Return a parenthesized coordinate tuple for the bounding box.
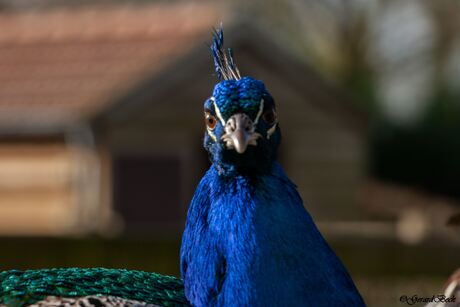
(180, 163, 365, 307)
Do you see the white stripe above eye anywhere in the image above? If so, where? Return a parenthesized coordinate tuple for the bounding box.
(253, 98, 264, 125)
(210, 97, 226, 126)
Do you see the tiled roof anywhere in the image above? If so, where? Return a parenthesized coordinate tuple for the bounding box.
(0, 3, 222, 131)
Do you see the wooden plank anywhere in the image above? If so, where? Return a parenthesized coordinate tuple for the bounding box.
(0, 142, 77, 235)
(0, 192, 75, 235)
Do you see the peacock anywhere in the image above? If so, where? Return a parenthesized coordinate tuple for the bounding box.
(0, 27, 365, 307)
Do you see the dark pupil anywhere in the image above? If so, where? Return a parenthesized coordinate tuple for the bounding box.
(208, 117, 214, 125)
(263, 110, 275, 124)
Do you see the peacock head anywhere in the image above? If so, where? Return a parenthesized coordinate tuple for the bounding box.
(203, 28, 281, 175)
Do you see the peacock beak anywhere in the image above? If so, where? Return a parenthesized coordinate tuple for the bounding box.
(221, 113, 262, 154)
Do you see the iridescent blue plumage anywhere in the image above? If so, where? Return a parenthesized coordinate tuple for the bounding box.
(180, 28, 365, 306)
(212, 78, 266, 121)
(181, 163, 365, 306)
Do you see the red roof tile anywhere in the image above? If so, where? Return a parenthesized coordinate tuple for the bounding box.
(0, 3, 223, 130)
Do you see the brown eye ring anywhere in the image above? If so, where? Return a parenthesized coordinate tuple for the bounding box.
(204, 111, 217, 130)
(262, 108, 277, 126)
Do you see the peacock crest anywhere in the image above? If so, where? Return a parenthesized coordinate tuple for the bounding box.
(211, 26, 241, 81)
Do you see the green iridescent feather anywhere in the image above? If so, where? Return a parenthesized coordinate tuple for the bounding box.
(0, 268, 188, 307)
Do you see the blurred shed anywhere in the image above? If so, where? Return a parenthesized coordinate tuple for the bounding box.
(0, 2, 367, 236)
(0, 3, 222, 235)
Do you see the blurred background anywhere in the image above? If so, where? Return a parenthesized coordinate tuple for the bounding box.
(0, 0, 459, 306)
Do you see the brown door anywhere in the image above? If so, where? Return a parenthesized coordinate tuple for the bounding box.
(113, 155, 181, 234)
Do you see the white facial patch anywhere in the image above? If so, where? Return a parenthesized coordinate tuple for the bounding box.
(253, 99, 264, 125)
(255, 98, 277, 140)
(210, 97, 226, 126)
(266, 122, 277, 140)
(204, 97, 223, 142)
(207, 128, 217, 142)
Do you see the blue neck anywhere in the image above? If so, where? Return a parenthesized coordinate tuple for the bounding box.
(180, 162, 365, 306)
(181, 163, 299, 305)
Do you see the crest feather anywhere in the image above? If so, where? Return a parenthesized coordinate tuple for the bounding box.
(211, 26, 241, 81)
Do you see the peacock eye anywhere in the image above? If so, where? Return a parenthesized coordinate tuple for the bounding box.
(262, 108, 277, 126)
(204, 111, 217, 130)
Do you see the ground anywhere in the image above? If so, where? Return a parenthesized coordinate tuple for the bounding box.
(1, 237, 458, 307)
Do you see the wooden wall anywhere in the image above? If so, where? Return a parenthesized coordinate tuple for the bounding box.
(0, 141, 83, 235)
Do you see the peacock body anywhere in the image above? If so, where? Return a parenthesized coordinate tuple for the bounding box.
(0, 27, 365, 306)
(179, 31, 365, 305)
